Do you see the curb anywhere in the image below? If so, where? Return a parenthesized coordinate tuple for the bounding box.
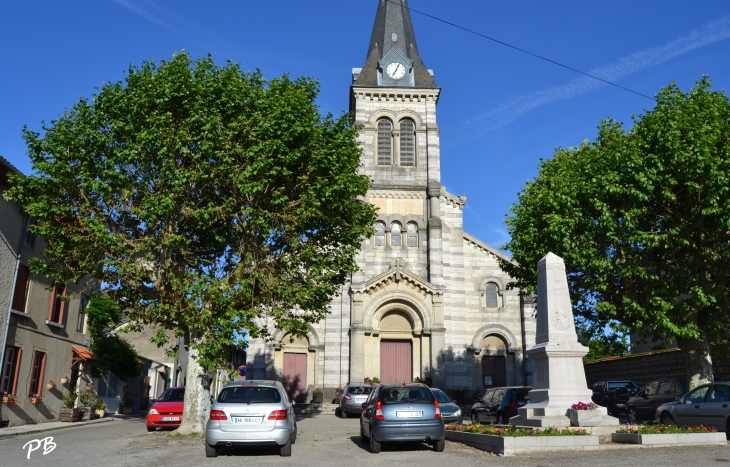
(0, 417, 115, 440)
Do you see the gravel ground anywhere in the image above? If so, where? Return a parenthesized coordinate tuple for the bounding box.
(1, 414, 729, 466)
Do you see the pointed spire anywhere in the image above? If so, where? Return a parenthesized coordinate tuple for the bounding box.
(354, 0, 436, 87)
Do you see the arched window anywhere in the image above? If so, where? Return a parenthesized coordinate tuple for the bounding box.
(375, 222, 385, 246)
(399, 119, 415, 166)
(485, 283, 499, 308)
(391, 222, 402, 247)
(407, 222, 418, 247)
(377, 119, 392, 165)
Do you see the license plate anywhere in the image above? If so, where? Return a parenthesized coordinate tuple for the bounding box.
(232, 417, 263, 424)
(161, 416, 180, 421)
(396, 411, 422, 418)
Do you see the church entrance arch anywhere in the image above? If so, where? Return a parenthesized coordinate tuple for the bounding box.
(480, 335, 508, 388)
(280, 334, 310, 403)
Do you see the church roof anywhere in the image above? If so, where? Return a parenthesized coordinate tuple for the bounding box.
(354, 0, 436, 88)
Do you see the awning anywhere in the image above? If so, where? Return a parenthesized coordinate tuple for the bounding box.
(71, 346, 97, 367)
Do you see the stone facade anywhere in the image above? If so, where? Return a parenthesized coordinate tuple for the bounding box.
(247, 0, 535, 394)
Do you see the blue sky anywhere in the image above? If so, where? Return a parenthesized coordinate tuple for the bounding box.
(3, 1, 730, 251)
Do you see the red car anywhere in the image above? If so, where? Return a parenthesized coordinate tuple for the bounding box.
(146, 386, 185, 432)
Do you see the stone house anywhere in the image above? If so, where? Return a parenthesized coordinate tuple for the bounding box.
(246, 0, 537, 402)
(0, 156, 98, 427)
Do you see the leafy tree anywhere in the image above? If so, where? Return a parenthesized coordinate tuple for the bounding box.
(500, 78, 730, 389)
(5, 52, 376, 432)
(576, 320, 630, 363)
(85, 296, 142, 380)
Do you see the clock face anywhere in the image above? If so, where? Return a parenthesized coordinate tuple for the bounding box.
(386, 62, 406, 80)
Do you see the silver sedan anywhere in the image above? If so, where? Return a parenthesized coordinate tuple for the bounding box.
(655, 382, 730, 431)
(205, 380, 297, 457)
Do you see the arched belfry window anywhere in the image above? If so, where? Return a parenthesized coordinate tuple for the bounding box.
(407, 222, 418, 247)
(377, 119, 392, 165)
(399, 119, 415, 166)
(485, 283, 499, 308)
(391, 222, 402, 247)
(375, 222, 385, 246)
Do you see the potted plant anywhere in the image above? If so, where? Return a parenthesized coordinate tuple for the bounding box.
(311, 388, 324, 404)
(60, 389, 80, 422)
(2, 392, 17, 405)
(95, 400, 108, 419)
(371, 377, 380, 386)
(46, 378, 56, 391)
(79, 386, 100, 420)
(364, 376, 372, 384)
(60, 374, 69, 385)
(30, 393, 42, 404)
(568, 401, 602, 427)
(120, 394, 135, 415)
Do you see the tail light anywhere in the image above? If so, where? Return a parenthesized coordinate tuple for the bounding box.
(613, 393, 619, 402)
(375, 400, 384, 420)
(343, 395, 352, 401)
(210, 410, 227, 421)
(434, 400, 442, 419)
(268, 410, 288, 420)
(507, 402, 518, 410)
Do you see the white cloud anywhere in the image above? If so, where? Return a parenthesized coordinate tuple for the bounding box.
(462, 14, 730, 137)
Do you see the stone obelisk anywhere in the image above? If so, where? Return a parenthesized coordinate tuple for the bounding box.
(511, 252, 612, 428)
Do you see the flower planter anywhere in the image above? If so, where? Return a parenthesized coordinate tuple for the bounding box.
(46, 383, 55, 391)
(2, 397, 16, 405)
(121, 405, 133, 415)
(59, 407, 80, 422)
(311, 393, 324, 403)
(60, 377, 68, 385)
(30, 397, 42, 405)
(569, 409, 602, 427)
(96, 409, 106, 419)
(80, 406, 99, 420)
(445, 430, 598, 456)
(611, 432, 727, 445)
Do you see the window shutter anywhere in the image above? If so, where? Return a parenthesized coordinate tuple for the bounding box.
(11, 265, 29, 312)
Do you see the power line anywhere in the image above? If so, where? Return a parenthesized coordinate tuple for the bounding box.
(388, 0, 656, 101)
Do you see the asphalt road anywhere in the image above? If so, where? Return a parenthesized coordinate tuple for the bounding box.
(2, 414, 730, 466)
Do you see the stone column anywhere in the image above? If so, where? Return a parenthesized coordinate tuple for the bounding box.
(349, 326, 365, 384)
(427, 181, 443, 285)
(429, 328, 446, 388)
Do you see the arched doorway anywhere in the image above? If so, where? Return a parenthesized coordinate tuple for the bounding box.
(481, 335, 508, 388)
(280, 334, 309, 403)
(379, 311, 415, 384)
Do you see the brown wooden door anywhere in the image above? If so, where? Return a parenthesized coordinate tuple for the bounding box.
(482, 356, 506, 387)
(380, 340, 412, 384)
(283, 353, 307, 403)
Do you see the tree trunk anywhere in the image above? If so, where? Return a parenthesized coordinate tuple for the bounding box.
(176, 335, 211, 435)
(678, 335, 714, 390)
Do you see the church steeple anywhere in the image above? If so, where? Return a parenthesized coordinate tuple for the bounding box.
(354, 0, 436, 87)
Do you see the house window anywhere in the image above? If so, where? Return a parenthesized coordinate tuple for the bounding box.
(391, 222, 402, 247)
(486, 283, 499, 308)
(29, 351, 46, 396)
(399, 119, 415, 166)
(407, 222, 418, 247)
(24, 218, 36, 249)
(375, 222, 386, 246)
(48, 285, 67, 324)
(11, 264, 30, 312)
(377, 119, 392, 165)
(1, 346, 21, 394)
(76, 296, 88, 333)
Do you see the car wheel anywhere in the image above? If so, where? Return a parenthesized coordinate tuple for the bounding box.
(369, 429, 381, 453)
(628, 408, 640, 425)
(291, 423, 297, 444)
(432, 438, 445, 452)
(660, 412, 675, 426)
(205, 443, 218, 458)
(470, 412, 477, 425)
(497, 413, 506, 425)
(279, 439, 292, 457)
(340, 409, 348, 419)
(146, 426, 155, 432)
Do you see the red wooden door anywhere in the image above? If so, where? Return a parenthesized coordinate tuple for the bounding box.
(380, 341, 412, 384)
(482, 356, 506, 388)
(283, 353, 308, 403)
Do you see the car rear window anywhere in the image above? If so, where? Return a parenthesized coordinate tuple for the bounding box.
(158, 389, 184, 402)
(607, 381, 638, 390)
(217, 386, 282, 404)
(348, 386, 374, 395)
(379, 387, 434, 405)
(513, 389, 530, 401)
(432, 390, 452, 404)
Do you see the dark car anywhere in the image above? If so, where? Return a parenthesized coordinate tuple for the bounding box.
(626, 377, 686, 424)
(360, 383, 445, 453)
(339, 383, 374, 418)
(470, 386, 531, 425)
(655, 382, 730, 430)
(430, 388, 462, 424)
(590, 380, 640, 416)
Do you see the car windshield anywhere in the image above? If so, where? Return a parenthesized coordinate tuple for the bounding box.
(380, 387, 435, 405)
(158, 389, 184, 402)
(607, 381, 638, 390)
(432, 390, 452, 404)
(348, 386, 374, 395)
(217, 386, 282, 404)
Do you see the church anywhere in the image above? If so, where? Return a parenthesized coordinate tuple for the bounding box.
(247, 0, 536, 400)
